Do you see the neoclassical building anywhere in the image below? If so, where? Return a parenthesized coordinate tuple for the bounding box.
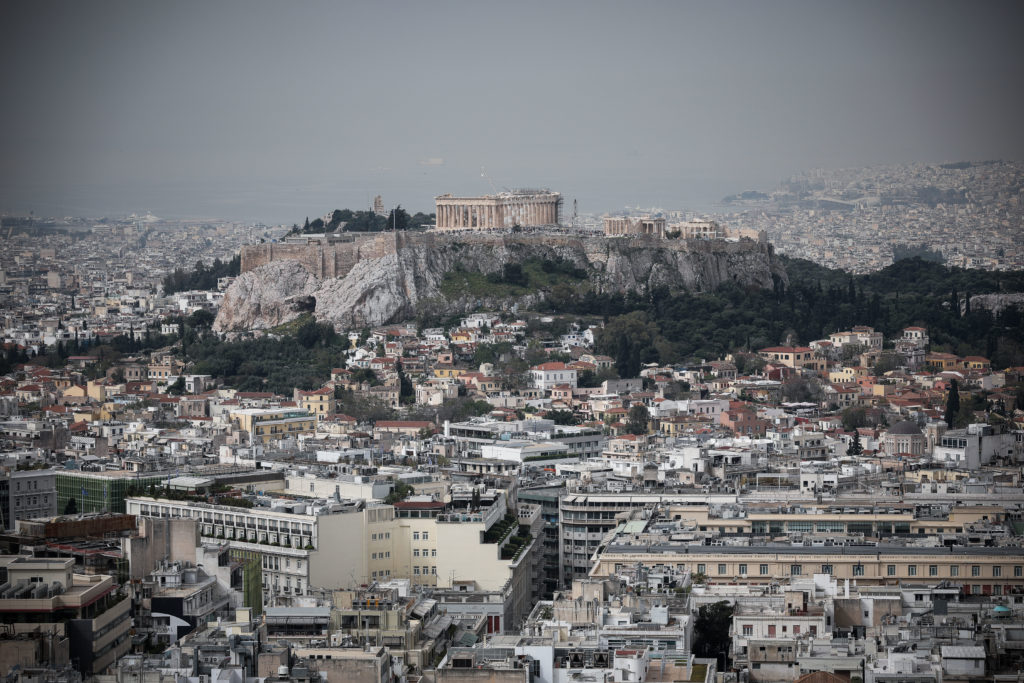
(435, 190, 561, 230)
(883, 420, 926, 457)
(603, 215, 666, 237)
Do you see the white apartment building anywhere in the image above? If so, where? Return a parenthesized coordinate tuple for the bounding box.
(126, 496, 348, 603)
(127, 488, 540, 616)
(530, 362, 578, 391)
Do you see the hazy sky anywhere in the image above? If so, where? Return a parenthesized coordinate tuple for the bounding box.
(1, 0, 1022, 223)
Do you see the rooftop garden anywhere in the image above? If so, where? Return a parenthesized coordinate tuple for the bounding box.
(500, 526, 533, 561)
(483, 512, 519, 544)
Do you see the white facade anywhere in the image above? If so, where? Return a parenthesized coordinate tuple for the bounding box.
(531, 364, 578, 391)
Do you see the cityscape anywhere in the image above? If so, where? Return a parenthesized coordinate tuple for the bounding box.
(1, 3, 1024, 683)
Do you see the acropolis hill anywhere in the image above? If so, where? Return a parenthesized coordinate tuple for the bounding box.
(215, 231, 786, 333)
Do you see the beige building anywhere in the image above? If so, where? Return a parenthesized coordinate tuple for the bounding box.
(603, 215, 666, 237)
(230, 407, 317, 443)
(435, 190, 560, 230)
(590, 543, 1024, 595)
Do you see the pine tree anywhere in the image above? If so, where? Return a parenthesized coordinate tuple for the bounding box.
(397, 360, 414, 405)
(944, 379, 960, 427)
(846, 431, 863, 456)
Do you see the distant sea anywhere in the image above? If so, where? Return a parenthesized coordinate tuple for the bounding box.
(0, 175, 764, 225)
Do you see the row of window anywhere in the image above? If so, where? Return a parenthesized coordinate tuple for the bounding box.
(263, 576, 303, 593)
(136, 504, 313, 534)
(695, 563, 1024, 578)
(262, 555, 303, 571)
(741, 625, 817, 636)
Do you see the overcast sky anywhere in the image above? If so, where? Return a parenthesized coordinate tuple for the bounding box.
(1, 1, 1022, 223)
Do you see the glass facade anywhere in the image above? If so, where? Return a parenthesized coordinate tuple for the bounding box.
(56, 472, 166, 514)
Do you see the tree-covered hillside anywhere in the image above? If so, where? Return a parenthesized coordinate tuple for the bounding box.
(553, 257, 1024, 369)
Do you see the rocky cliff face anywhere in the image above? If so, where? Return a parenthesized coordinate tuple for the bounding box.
(214, 234, 787, 333)
(969, 292, 1024, 316)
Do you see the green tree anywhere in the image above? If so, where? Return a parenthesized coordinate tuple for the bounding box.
(188, 308, 215, 329)
(384, 480, 414, 504)
(944, 379, 960, 427)
(386, 206, 411, 231)
(167, 376, 186, 395)
(546, 410, 578, 426)
(846, 430, 863, 456)
(397, 361, 415, 405)
(841, 406, 868, 431)
(693, 600, 734, 661)
(625, 404, 649, 435)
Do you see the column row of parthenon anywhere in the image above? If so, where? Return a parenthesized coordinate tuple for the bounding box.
(434, 191, 561, 231)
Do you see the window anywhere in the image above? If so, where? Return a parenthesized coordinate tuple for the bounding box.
(413, 532, 420, 540)
(887, 565, 896, 576)
(760, 564, 769, 575)
(739, 564, 748, 575)
(413, 567, 420, 575)
(413, 549, 420, 557)
(431, 566, 436, 574)
(718, 564, 726, 575)
(371, 553, 377, 560)
(793, 625, 800, 635)
(929, 565, 938, 577)
(908, 565, 917, 576)
(790, 564, 802, 576)
(993, 566, 1002, 577)
(431, 549, 436, 557)
(951, 565, 959, 577)
(821, 564, 833, 575)
(422, 532, 429, 540)
(1015, 566, 1022, 577)
(853, 564, 864, 577)
(972, 565, 980, 577)
(697, 564, 706, 575)
(742, 625, 753, 636)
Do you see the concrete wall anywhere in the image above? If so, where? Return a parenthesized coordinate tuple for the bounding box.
(125, 517, 199, 580)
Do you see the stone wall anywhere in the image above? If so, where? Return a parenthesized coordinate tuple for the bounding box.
(241, 231, 776, 277)
(241, 233, 399, 278)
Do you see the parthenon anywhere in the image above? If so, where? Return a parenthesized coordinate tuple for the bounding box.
(434, 190, 561, 231)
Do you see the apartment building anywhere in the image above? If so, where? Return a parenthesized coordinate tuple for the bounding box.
(0, 556, 131, 676)
(127, 488, 543, 628)
(2, 468, 57, 529)
(230, 407, 316, 444)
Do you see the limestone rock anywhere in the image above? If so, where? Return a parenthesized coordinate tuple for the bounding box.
(212, 260, 319, 333)
(969, 292, 1024, 317)
(215, 235, 788, 333)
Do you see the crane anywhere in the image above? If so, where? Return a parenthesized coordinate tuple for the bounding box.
(480, 167, 498, 195)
